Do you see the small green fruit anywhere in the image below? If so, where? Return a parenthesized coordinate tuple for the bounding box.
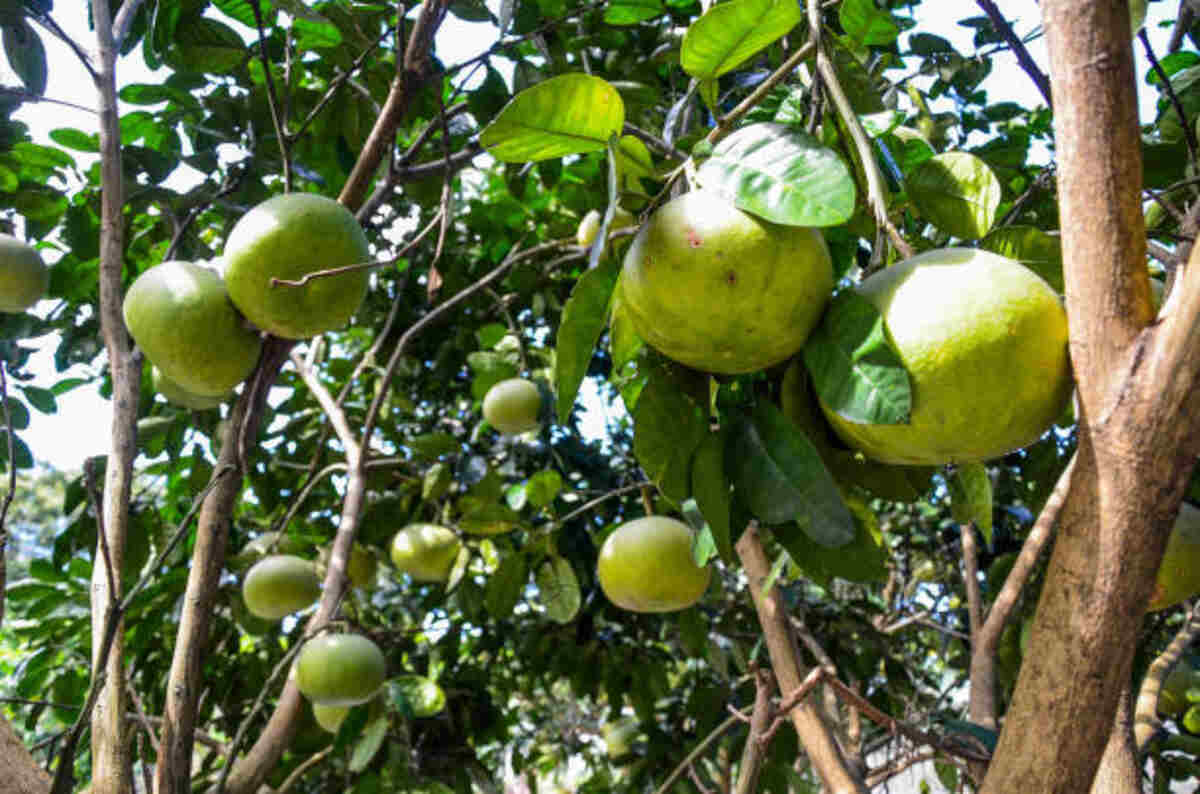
(390, 524, 461, 583)
(482, 378, 542, 435)
(241, 555, 321, 620)
(597, 516, 710, 613)
(0, 234, 48, 313)
(295, 633, 387, 706)
(312, 702, 350, 733)
(122, 260, 263, 397)
(317, 542, 378, 589)
(223, 193, 371, 339)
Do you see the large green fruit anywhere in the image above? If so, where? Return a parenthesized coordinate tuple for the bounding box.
(820, 248, 1072, 465)
(241, 554, 321, 619)
(619, 191, 833, 374)
(123, 260, 263, 397)
(597, 516, 710, 612)
(390, 524, 462, 582)
(482, 378, 542, 435)
(223, 193, 371, 339)
(151, 365, 227, 410)
(295, 633, 387, 706)
(1148, 502, 1200, 611)
(0, 234, 48, 313)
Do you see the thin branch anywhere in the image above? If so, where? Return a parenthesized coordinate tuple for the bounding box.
(248, 0, 291, 190)
(110, 0, 147, 51)
(654, 711, 747, 794)
(1141, 28, 1199, 165)
(27, 13, 96, 79)
(269, 213, 443, 288)
(292, 30, 392, 141)
(0, 361, 14, 630)
(865, 750, 939, 788)
(555, 482, 648, 527)
(704, 42, 816, 147)
(275, 746, 332, 794)
(623, 122, 688, 163)
(0, 88, 97, 114)
(975, 0, 1053, 107)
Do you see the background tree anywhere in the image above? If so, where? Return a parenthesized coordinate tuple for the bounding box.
(1, 0, 1199, 792)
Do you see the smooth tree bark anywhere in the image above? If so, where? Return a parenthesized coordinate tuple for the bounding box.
(980, 1, 1200, 791)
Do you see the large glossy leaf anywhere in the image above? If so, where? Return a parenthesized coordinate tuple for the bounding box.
(803, 290, 911, 425)
(484, 553, 528, 619)
(605, 0, 664, 25)
(776, 493, 887, 586)
(681, 0, 803, 81)
(163, 16, 246, 74)
(535, 556, 581, 624)
(691, 429, 733, 563)
(949, 462, 993, 544)
(908, 152, 1001, 240)
(731, 403, 854, 547)
(556, 257, 620, 424)
(348, 715, 389, 772)
(212, 0, 274, 27)
(480, 74, 625, 163)
(980, 225, 1064, 293)
(698, 122, 856, 227)
(839, 0, 899, 46)
(632, 361, 708, 503)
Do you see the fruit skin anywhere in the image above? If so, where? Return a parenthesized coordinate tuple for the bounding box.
(241, 554, 322, 620)
(0, 234, 48, 313)
(619, 191, 833, 374)
(597, 516, 711, 613)
(821, 248, 1072, 465)
(390, 524, 462, 583)
(223, 193, 371, 339)
(151, 365, 227, 410)
(577, 206, 637, 253)
(295, 633, 387, 706)
(317, 542, 378, 589)
(312, 702, 350, 733)
(482, 378, 542, 435)
(1148, 502, 1200, 611)
(123, 260, 263, 397)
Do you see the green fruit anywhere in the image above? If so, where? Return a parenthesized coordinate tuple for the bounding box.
(223, 193, 371, 339)
(295, 633, 387, 706)
(482, 378, 542, 435)
(597, 516, 710, 613)
(317, 542, 378, 589)
(577, 206, 637, 252)
(241, 555, 321, 620)
(0, 234, 48, 313)
(619, 191, 833, 374)
(390, 524, 462, 582)
(151, 365, 227, 410)
(393, 674, 446, 717)
(312, 702, 350, 733)
(1148, 502, 1200, 611)
(820, 248, 1072, 465)
(122, 260, 263, 397)
(603, 716, 640, 758)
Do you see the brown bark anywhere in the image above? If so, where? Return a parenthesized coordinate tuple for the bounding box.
(90, 0, 136, 789)
(980, 1, 1200, 791)
(0, 714, 52, 794)
(1091, 685, 1140, 794)
(735, 525, 868, 794)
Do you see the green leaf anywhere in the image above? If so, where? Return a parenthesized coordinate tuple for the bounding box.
(0, 433, 34, 469)
(49, 129, 99, 153)
(3, 396, 29, 430)
(406, 432, 460, 460)
(608, 275, 645, 372)
(391, 675, 446, 718)
(555, 257, 620, 424)
(525, 470, 563, 508)
(839, 0, 899, 46)
(680, 0, 803, 81)
(3, 21, 47, 95)
(422, 462, 451, 501)
(484, 553, 528, 618)
(802, 290, 911, 425)
(604, 0, 664, 25)
(691, 430, 732, 563)
(731, 402, 854, 547)
(535, 556, 581, 624)
(697, 122, 856, 227)
(480, 74, 625, 163)
(458, 501, 523, 535)
(980, 225, 1064, 293)
(948, 462, 993, 544)
(467, 351, 518, 400)
(292, 16, 343, 49)
(632, 362, 708, 503)
(774, 493, 887, 585)
(163, 16, 246, 74)
(908, 152, 1001, 239)
(212, 0, 273, 28)
(348, 715, 388, 772)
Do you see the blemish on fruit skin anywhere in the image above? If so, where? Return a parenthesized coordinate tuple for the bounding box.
(686, 228, 703, 248)
(725, 270, 737, 286)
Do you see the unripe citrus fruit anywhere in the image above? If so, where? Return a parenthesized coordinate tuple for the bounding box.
(597, 516, 710, 612)
(619, 191, 833, 374)
(151, 365, 227, 410)
(482, 378, 542, 435)
(312, 702, 350, 733)
(577, 206, 637, 252)
(295, 633, 387, 706)
(317, 542, 378, 589)
(1148, 502, 1200, 611)
(390, 524, 462, 582)
(223, 193, 371, 339)
(123, 260, 263, 397)
(0, 234, 48, 313)
(241, 554, 321, 619)
(820, 248, 1072, 465)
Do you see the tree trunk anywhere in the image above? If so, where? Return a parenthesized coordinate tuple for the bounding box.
(0, 714, 52, 793)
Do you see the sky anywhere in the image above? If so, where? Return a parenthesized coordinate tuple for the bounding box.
(7, 0, 1181, 471)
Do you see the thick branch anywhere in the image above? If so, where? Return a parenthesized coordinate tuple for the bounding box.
(735, 524, 868, 794)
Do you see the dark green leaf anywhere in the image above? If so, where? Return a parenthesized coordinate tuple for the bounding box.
(348, 715, 389, 772)
(49, 129, 99, 153)
(948, 462, 993, 544)
(212, 0, 273, 28)
(164, 16, 247, 74)
(3, 21, 47, 95)
(555, 257, 619, 424)
(774, 493, 887, 585)
(691, 429, 732, 563)
(484, 553, 528, 618)
(525, 470, 563, 508)
(803, 290, 911, 425)
(839, 0, 899, 46)
(535, 556, 581, 623)
(632, 362, 708, 503)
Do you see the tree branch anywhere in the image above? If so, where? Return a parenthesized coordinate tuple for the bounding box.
(975, 0, 1053, 107)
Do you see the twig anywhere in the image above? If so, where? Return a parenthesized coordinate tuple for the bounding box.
(275, 746, 332, 794)
(704, 42, 816, 147)
(975, 0, 1053, 107)
(292, 29, 392, 141)
(269, 214, 443, 288)
(654, 712, 747, 794)
(110, 0, 147, 51)
(623, 122, 688, 163)
(0, 361, 14, 629)
(248, 0, 291, 190)
(555, 482, 649, 527)
(1141, 28, 1200, 165)
(0, 88, 97, 114)
(865, 750, 938, 787)
(27, 13, 96, 79)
